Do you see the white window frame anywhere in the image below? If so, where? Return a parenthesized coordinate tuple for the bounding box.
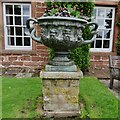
(3, 3, 32, 50)
(90, 6, 115, 52)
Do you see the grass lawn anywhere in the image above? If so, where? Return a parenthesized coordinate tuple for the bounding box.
(0, 76, 2, 119)
(1, 76, 119, 119)
(2, 77, 42, 118)
(80, 77, 119, 119)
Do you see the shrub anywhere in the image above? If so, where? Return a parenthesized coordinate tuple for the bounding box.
(69, 25, 92, 72)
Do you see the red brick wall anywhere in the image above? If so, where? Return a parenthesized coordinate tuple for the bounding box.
(1, 45, 48, 69)
(0, 1, 118, 78)
(0, 1, 48, 70)
(90, 52, 116, 69)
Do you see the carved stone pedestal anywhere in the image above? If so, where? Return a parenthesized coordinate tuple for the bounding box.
(40, 71, 83, 118)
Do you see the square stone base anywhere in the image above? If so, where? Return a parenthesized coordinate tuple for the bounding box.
(40, 71, 83, 117)
(42, 111, 80, 118)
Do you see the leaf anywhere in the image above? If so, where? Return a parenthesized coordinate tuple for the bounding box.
(52, 8, 58, 14)
(67, 4, 72, 9)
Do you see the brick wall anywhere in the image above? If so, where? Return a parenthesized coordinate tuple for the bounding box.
(0, 1, 48, 70)
(0, 1, 118, 78)
(1, 45, 48, 69)
(90, 52, 116, 68)
(88, 52, 117, 78)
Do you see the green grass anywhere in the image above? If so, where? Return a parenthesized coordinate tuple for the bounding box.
(1, 76, 119, 119)
(0, 76, 2, 119)
(80, 77, 119, 119)
(2, 77, 42, 118)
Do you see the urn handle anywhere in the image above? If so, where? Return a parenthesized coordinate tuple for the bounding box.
(26, 18, 41, 43)
(82, 22, 98, 44)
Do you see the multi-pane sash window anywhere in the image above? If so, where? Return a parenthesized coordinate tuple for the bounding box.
(90, 7, 115, 52)
(3, 3, 32, 50)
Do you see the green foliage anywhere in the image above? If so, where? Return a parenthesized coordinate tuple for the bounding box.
(46, 2, 94, 19)
(0, 77, 1, 119)
(69, 20, 92, 72)
(46, 2, 95, 72)
(48, 48, 55, 60)
(2, 76, 119, 118)
(2, 77, 42, 118)
(117, 21, 120, 27)
(116, 41, 120, 55)
(80, 77, 119, 118)
(69, 45, 90, 72)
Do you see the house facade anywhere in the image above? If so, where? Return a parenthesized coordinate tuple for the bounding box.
(0, 0, 119, 77)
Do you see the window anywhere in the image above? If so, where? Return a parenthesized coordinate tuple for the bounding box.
(90, 6, 115, 52)
(3, 3, 32, 50)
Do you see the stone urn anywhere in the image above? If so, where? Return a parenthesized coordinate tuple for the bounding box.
(26, 16, 98, 72)
(26, 16, 98, 117)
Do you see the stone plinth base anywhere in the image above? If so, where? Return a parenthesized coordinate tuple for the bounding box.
(42, 111, 80, 118)
(40, 71, 83, 118)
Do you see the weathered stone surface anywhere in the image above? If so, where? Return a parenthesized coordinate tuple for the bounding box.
(15, 73, 34, 78)
(40, 71, 83, 79)
(4, 67, 23, 76)
(45, 64, 77, 72)
(0, 67, 6, 76)
(42, 111, 80, 118)
(43, 95, 79, 104)
(44, 103, 79, 111)
(41, 71, 82, 117)
(43, 86, 79, 96)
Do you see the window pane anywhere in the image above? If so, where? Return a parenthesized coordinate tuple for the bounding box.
(14, 5, 21, 15)
(23, 16, 29, 25)
(104, 30, 111, 39)
(105, 20, 112, 28)
(96, 31, 102, 38)
(23, 5, 30, 15)
(106, 9, 113, 18)
(6, 16, 13, 25)
(4, 4, 31, 49)
(97, 19, 104, 27)
(96, 40, 102, 48)
(6, 5, 13, 14)
(24, 37, 30, 46)
(16, 37, 22, 46)
(7, 27, 14, 35)
(90, 7, 114, 52)
(98, 8, 105, 17)
(103, 40, 109, 48)
(16, 27, 22, 36)
(15, 16, 21, 25)
(91, 41, 94, 48)
(8, 37, 14, 45)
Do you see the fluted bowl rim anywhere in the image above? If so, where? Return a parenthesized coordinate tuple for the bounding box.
(37, 16, 88, 23)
